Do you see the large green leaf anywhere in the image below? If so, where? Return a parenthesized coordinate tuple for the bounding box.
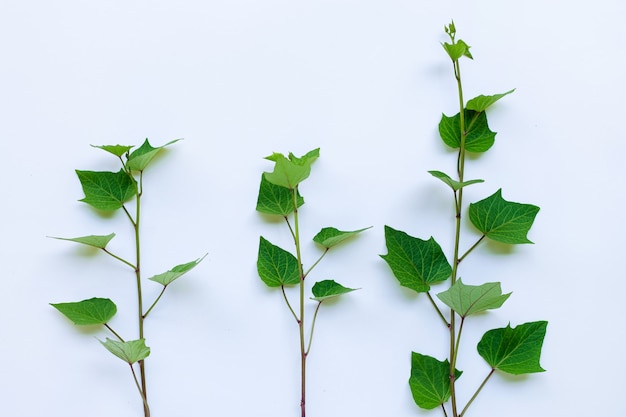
(126, 138, 181, 171)
(91, 144, 134, 158)
(311, 280, 358, 301)
(469, 189, 540, 244)
(50, 233, 115, 249)
(477, 321, 548, 375)
(312, 226, 371, 249)
(51, 297, 117, 325)
(437, 279, 510, 317)
(100, 338, 150, 364)
(409, 352, 462, 410)
(466, 89, 515, 112)
(76, 169, 137, 211)
(148, 255, 206, 286)
(256, 174, 304, 216)
(263, 148, 320, 189)
(380, 226, 451, 293)
(428, 170, 484, 191)
(257, 237, 300, 287)
(438, 110, 496, 152)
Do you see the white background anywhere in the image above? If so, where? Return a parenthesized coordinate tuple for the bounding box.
(1, 1, 624, 416)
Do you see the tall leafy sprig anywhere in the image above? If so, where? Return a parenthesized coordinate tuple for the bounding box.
(50, 139, 204, 417)
(256, 148, 369, 417)
(381, 22, 547, 417)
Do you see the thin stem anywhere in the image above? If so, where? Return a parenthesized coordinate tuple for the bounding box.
(452, 317, 465, 372)
(441, 403, 449, 417)
(143, 286, 168, 319)
(102, 248, 136, 270)
(285, 216, 296, 243)
(426, 292, 450, 327)
(130, 363, 151, 417)
(281, 285, 299, 323)
(459, 369, 495, 417)
(303, 248, 329, 279)
(305, 301, 323, 355)
(104, 323, 125, 342)
(458, 235, 485, 264)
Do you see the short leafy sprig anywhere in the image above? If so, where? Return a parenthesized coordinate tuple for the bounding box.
(256, 148, 369, 417)
(381, 22, 547, 417)
(50, 139, 204, 417)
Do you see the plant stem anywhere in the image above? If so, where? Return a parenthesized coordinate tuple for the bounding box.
(281, 285, 299, 323)
(143, 286, 168, 319)
(426, 292, 450, 327)
(459, 369, 495, 417)
(305, 301, 323, 355)
(130, 363, 151, 417)
(104, 323, 125, 342)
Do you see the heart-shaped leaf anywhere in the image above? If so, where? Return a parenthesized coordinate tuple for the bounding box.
(148, 255, 207, 286)
(256, 174, 304, 216)
(76, 169, 137, 211)
(126, 138, 181, 171)
(313, 226, 371, 249)
(257, 237, 300, 287)
(438, 110, 496, 153)
(100, 338, 151, 364)
(50, 233, 116, 249)
(51, 297, 117, 326)
(466, 89, 515, 112)
(263, 148, 320, 189)
(409, 352, 462, 410)
(311, 280, 358, 301)
(437, 279, 510, 317)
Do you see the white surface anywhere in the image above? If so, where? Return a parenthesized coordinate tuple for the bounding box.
(1, 1, 624, 416)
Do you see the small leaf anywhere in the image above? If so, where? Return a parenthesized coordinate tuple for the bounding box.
(437, 279, 510, 317)
(442, 39, 472, 61)
(256, 174, 304, 216)
(51, 297, 117, 325)
(148, 254, 207, 286)
(428, 170, 484, 191)
(438, 110, 496, 152)
(380, 226, 451, 293)
(126, 138, 181, 171)
(50, 233, 116, 249)
(257, 237, 300, 287)
(477, 321, 548, 375)
(469, 189, 540, 244)
(76, 169, 137, 211)
(91, 144, 134, 157)
(466, 89, 515, 112)
(263, 148, 320, 189)
(409, 352, 462, 410)
(100, 338, 150, 364)
(312, 226, 371, 249)
(311, 280, 358, 301)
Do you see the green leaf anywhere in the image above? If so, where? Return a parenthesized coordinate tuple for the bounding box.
(438, 110, 496, 152)
(312, 226, 371, 249)
(257, 237, 300, 287)
(263, 148, 320, 189)
(256, 174, 304, 216)
(50, 233, 116, 249)
(76, 169, 137, 211)
(91, 144, 134, 158)
(100, 338, 151, 364)
(437, 279, 511, 317)
(442, 39, 473, 61)
(466, 89, 515, 112)
(469, 189, 540, 244)
(311, 280, 358, 301)
(428, 170, 484, 191)
(380, 226, 451, 293)
(126, 138, 181, 171)
(50, 297, 117, 325)
(409, 352, 462, 410)
(148, 254, 207, 286)
(477, 321, 548, 375)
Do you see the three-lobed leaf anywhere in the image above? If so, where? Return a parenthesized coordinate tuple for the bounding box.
(469, 189, 540, 244)
(126, 138, 181, 171)
(263, 148, 320, 189)
(51, 297, 117, 326)
(100, 338, 151, 364)
(257, 237, 300, 287)
(437, 279, 510, 317)
(256, 174, 304, 216)
(439, 110, 496, 153)
(50, 233, 116, 249)
(428, 170, 484, 191)
(409, 352, 462, 409)
(311, 279, 358, 302)
(148, 254, 207, 286)
(76, 169, 137, 211)
(312, 226, 371, 249)
(466, 89, 515, 112)
(477, 321, 548, 375)
(381, 226, 451, 293)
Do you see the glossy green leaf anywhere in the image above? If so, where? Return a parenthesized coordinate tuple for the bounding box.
(469, 189, 540, 244)
(257, 237, 300, 287)
(263, 148, 320, 189)
(442, 39, 473, 61)
(50, 233, 116, 249)
(438, 110, 496, 152)
(311, 280, 358, 301)
(91, 144, 133, 158)
(428, 170, 484, 191)
(437, 279, 510, 317)
(100, 338, 150, 364)
(466, 89, 515, 112)
(76, 169, 137, 211)
(380, 226, 451, 293)
(409, 352, 462, 410)
(148, 254, 207, 286)
(256, 174, 304, 216)
(51, 297, 117, 325)
(126, 138, 181, 171)
(312, 226, 371, 249)
(477, 321, 548, 375)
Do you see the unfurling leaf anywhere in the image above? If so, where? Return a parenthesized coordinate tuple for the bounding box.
(51, 297, 117, 325)
(126, 138, 181, 171)
(311, 280, 358, 301)
(257, 237, 300, 287)
(477, 321, 548, 375)
(313, 226, 371, 249)
(469, 189, 540, 244)
(91, 144, 134, 158)
(380, 226, 451, 293)
(437, 279, 510, 317)
(428, 170, 484, 191)
(466, 89, 515, 112)
(256, 174, 304, 216)
(442, 39, 472, 61)
(76, 169, 137, 211)
(148, 254, 207, 286)
(50, 233, 116, 249)
(409, 352, 462, 409)
(100, 338, 150, 364)
(263, 148, 320, 189)
(439, 110, 496, 153)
